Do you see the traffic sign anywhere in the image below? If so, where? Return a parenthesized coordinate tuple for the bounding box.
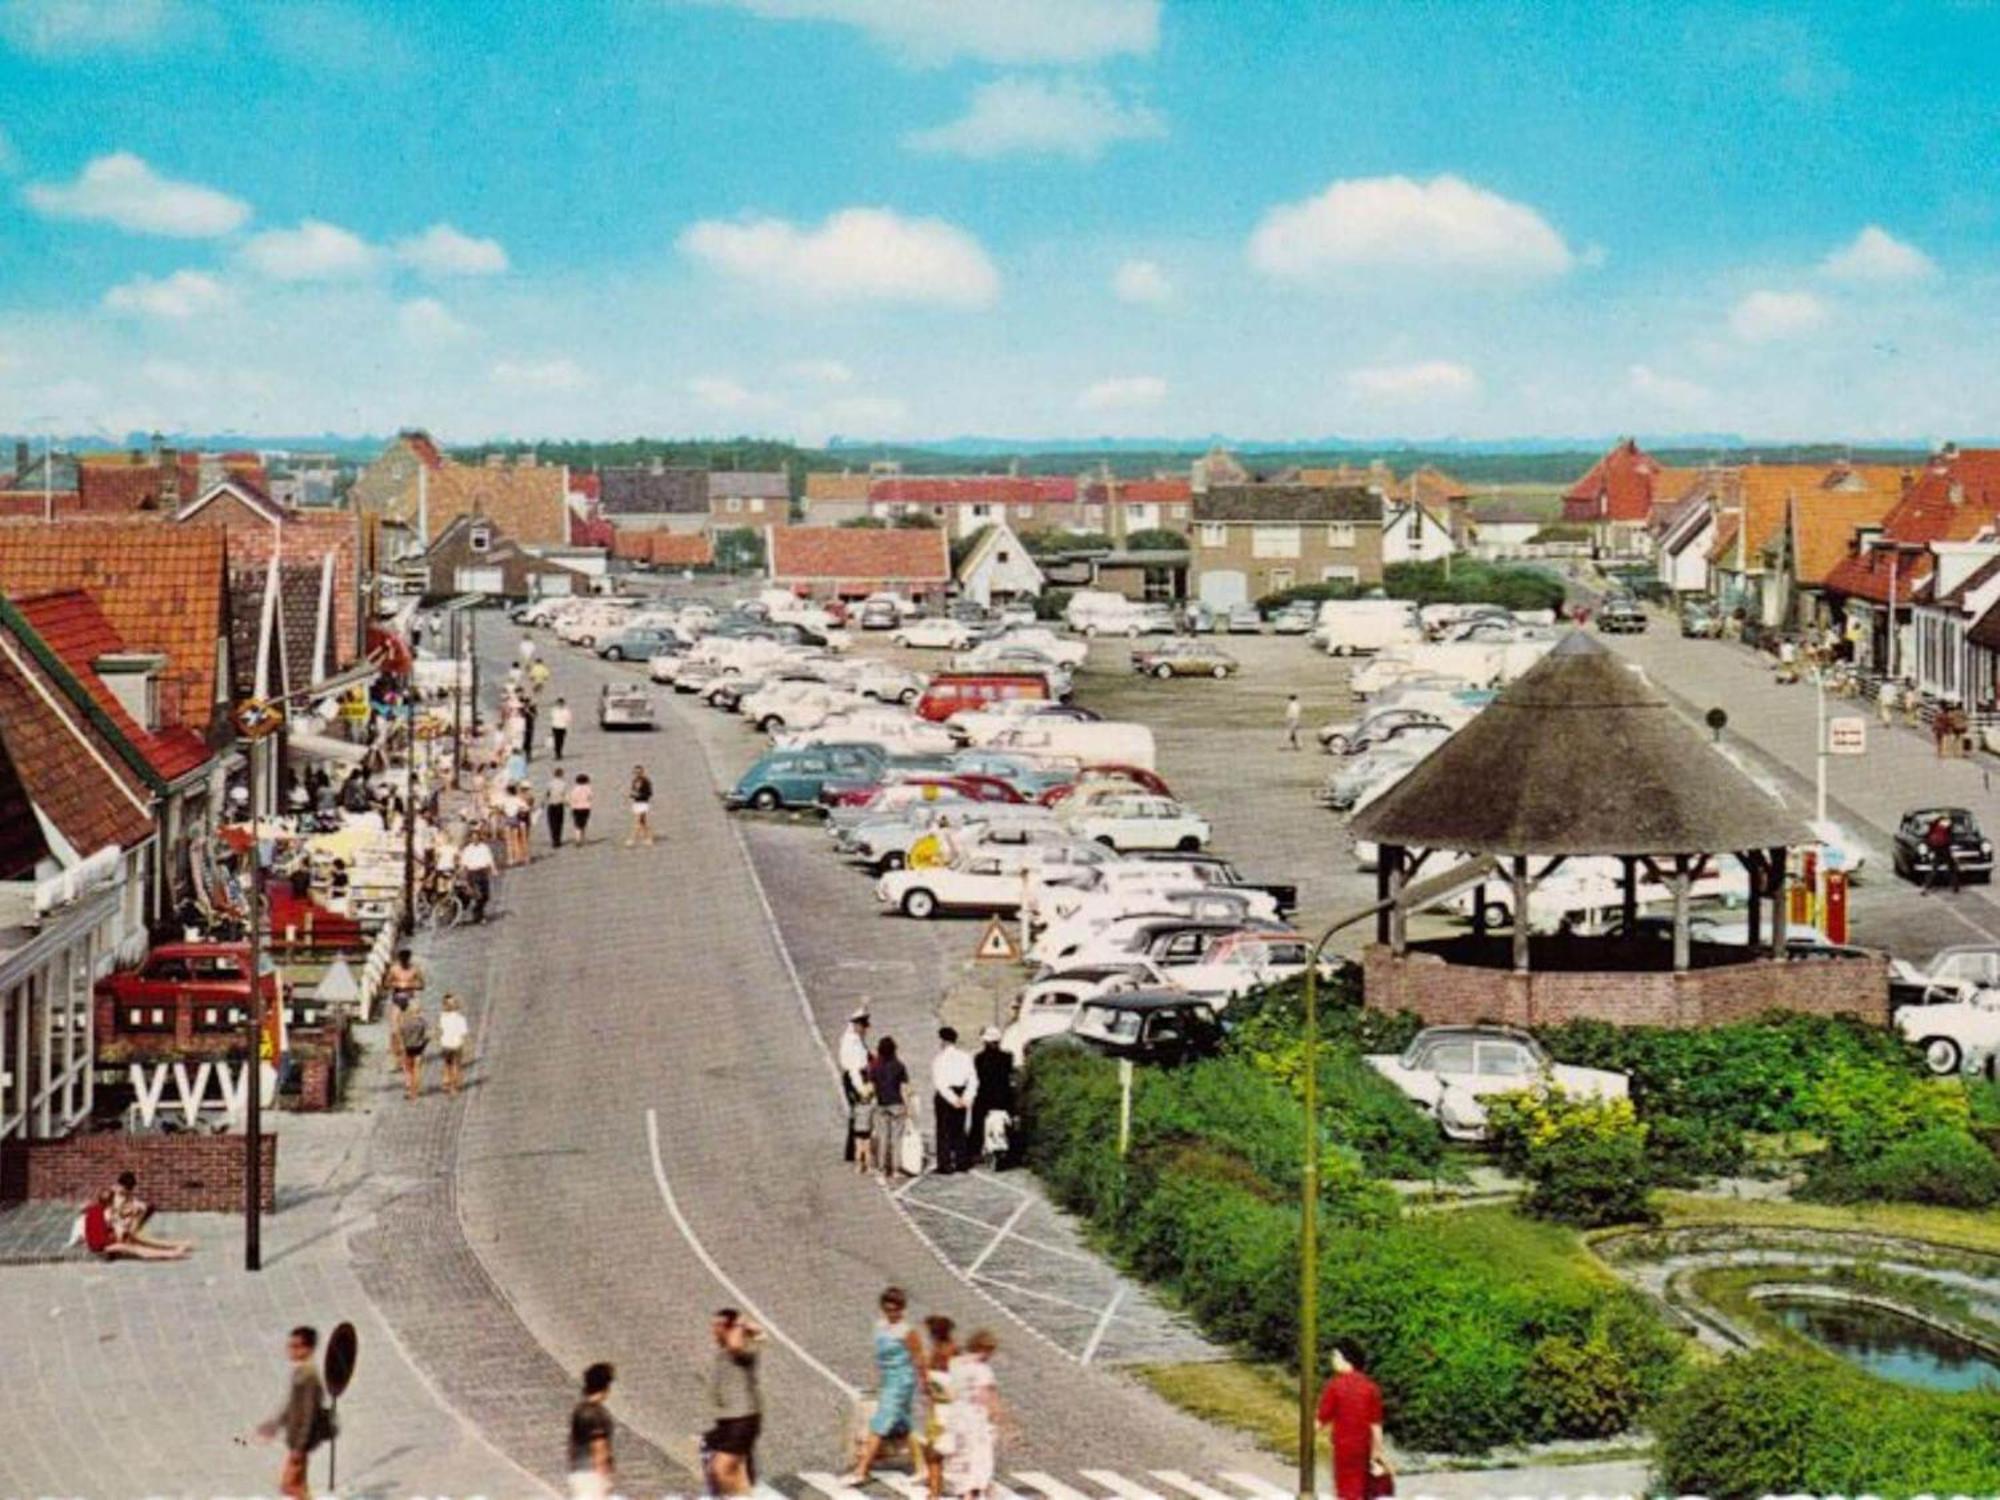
(1828, 717, 1867, 756)
(324, 1321, 358, 1397)
(973, 916, 1020, 963)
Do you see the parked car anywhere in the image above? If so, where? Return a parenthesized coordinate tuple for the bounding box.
(1120, 850, 1298, 916)
(1166, 930, 1324, 1002)
(1595, 598, 1648, 634)
(857, 599, 900, 630)
(1269, 603, 1316, 635)
(877, 851, 1044, 918)
(1024, 990, 1225, 1067)
(1895, 991, 2000, 1076)
(916, 672, 1052, 723)
(1892, 807, 1995, 884)
(1131, 642, 1239, 679)
(95, 943, 283, 1039)
(1679, 600, 1723, 638)
(1179, 602, 1220, 634)
(598, 683, 657, 729)
(1226, 604, 1264, 634)
(1890, 943, 2000, 1008)
(999, 964, 1165, 1061)
(1066, 793, 1210, 852)
(1317, 706, 1454, 755)
(725, 745, 884, 811)
(1366, 1026, 1630, 1141)
(892, 617, 978, 651)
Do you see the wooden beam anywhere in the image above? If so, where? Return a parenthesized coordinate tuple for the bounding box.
(1769, 845, 1789, 956)
(1671, 853, 1692, 973)
(1511, 854, 1531, 973)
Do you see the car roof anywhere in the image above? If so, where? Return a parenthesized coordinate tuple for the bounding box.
(1409, 1024, 1537, 1044)
(1081, 988, 1211, 1012)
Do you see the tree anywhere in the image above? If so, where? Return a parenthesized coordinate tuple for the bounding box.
(893, 511, 939, 529)
(840, 516, 888, 529)
(711, 527, 766, 573)
(1124, 527, 1188, 551)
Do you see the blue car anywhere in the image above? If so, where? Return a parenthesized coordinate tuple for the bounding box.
(726, 744, 886, 811)
(949, 750, 1074, 799)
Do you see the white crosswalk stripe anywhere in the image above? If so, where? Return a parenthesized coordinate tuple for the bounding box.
(797, 1470, 877, 1500)
(650, 1472, 1295, 1500)
(1082, 1468, 1171, 1500)
(1219, 1472, 1292, 1500)
(1151, 1471, 1252, 1500)
(1011, 1472, 1104, 1500)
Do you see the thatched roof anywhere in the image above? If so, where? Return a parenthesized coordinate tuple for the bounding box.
(1349, 633, 1806, 857)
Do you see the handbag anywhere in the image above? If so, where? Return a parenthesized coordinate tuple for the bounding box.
(899, 1116, 926, 1177)
(1365, 1462, 1395, 1498)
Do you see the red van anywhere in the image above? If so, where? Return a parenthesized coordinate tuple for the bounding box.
(914, 672, 1051, 722)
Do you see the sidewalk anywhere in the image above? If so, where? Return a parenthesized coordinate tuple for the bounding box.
(0, 1102, 535, 1499)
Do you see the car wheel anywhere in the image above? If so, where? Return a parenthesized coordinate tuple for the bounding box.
(1333, 643, 1350, 657)
(1919, 1036, 1964, 1076)
(1094, 835, 1118, 849)
(1325, 734, 1350, 755)
(758, 716, 783, 733)
(1481, 898, 1512, 928)
(880, 851, 906, 872)
(580, 635, 596, 649)
(604, 646, 624, 661)
(899, 687, 920, 705)
(750, 787, 781, 812)
(902, 888, 938, 919)
(1211, 664, 1229, 679)
(1153, 663, 1174, 680)
(1176, 835, 1201, 852)
(1084, 625, 1100, 638)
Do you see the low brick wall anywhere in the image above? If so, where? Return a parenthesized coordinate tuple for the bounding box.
(1362, 944, 1890, 1028)
(0, 1129, 277, 1211)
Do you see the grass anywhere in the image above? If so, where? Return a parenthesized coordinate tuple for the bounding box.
(1658, 1190, 2000, 1257)
(1133, 1359, 1299, 1456)
(1409, 1201, 1627, 1292)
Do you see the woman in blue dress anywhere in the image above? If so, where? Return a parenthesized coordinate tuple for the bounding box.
(844, 1286, 924, 1484)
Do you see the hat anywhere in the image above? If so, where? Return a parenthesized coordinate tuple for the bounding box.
(980, 1026, 1001, 1043)
(850, 1006, 871, 1023)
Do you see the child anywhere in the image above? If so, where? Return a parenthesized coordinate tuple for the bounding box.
(852, 1080, 877, 1176)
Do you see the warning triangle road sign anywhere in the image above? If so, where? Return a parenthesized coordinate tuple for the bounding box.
(974, 915, 1020, 963)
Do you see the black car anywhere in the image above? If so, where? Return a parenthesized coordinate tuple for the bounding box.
(1893, 807, 1996, 884)
(1595, 598, 1648, 634)
(1025, 990, 1224, 1066)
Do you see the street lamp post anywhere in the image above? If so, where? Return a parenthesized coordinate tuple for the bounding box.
(1297, 930, 1323, 1499)
(243, 732, 264, 1274)
(400, 700, 416, 937)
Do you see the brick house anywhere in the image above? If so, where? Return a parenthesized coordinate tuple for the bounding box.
(609, 530, 714, 569)
(1561, 438, 1695, 558)
(598, 463, 711, 534)
(351, 434, 569, 559)
(765, 525, 950, 603)
(707, 471, 790, 528)
(802, 470, 872, 526)
(866, 475, 1085, 539)
(1189, 484, 1384, 607)
(1077, 476, 1195, 542)
(423, 514, 589, 601)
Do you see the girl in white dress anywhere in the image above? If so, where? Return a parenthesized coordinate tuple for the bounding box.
(944, 1330, 1000, 1500)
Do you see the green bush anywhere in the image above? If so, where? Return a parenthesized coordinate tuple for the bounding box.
(1382, 558, 1566, 613)
(1034, 587, 1073, 622)
(1651, 1349, 2000, 1499)
(1485, 1089, 1657, 1228)
(1803, 1125, 2000, 1208)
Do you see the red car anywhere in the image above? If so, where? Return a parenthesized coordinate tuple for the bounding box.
(1038, 763, 1173, 806)
(824, 772, 1026, 810)
(95, 942, 285, 1058)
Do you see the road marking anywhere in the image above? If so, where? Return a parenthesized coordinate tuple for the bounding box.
(797, 1471, 874, 1500)
(1012, 1474, 1102, 1500)
(898, 1191, 1105, 1266)
(1152, 1472, 1248, 1500)
(1079, 1284, 1128, 1365)
(1083, 1468, 1167, 1500)
(1219, 1473, 1291, 1499)
(975, 1272, 1123, 1319)
(875, 1475, 933, 1500)
(963, 1194, 1035, 1280)
(643, 1107, 860, 1400)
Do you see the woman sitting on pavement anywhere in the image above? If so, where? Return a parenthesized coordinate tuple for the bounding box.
(81, 1188, 191, 1261)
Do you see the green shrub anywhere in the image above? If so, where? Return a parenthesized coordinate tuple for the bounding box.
(1803, 1125, 2000, 1208)
(1485, 1089, 1657, 1228)
(1382, 558, 1566, 613)
(1651, 1349, 2000, 1499)
(1034, 587, 1073, 622)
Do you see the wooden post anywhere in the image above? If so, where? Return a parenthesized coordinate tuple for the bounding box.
(1387, 847, 1407, 957)
(1670, 854, 1691, 972)
(1511, 854, 1531, 973)
(1620, 856, 1637, 936)
(1744, 852, 1763, 950)
(1374, 849, 1394, 945)
(1769, 845, 1789, 955)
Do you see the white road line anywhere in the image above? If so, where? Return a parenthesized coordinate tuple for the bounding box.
(1082, 1468, 1167, 1500)
(1218, 1472, 1291, 1499)
(1151, 1471, 1246, 1500)
(898, 1192, 1105, 1267)
(875, 1475, 934, 1500)
(643, 1107, 861, 1401)
(974, 1272, 1124, 1319)
(964, 1194, 1035, 1280)
(797, 1470, 875, 1500)
(1012, 1473, 1102, 1500)
(1079, 1284, 1128, 1365)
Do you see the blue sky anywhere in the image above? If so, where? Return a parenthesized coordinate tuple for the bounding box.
(0, 0, 1995, 445)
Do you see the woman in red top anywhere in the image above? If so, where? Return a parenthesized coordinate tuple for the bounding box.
(1316, 1347, 1390, 1500)
(82, 1189, 190, 1260)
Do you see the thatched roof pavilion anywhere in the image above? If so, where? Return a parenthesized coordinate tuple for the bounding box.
(1352, 632, 1808, 972)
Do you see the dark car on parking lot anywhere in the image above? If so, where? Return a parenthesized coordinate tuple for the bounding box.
(1893, 807, 1996, 884)
(1024, 990, 1224, 1067)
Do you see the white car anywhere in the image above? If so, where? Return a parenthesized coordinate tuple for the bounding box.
(877, 852, 1043, 919)
(1000, 963, 1166, 1061)
(1067, 793, 1210, 853)
(893, 617, 977, 651)
(1167, 931, 1325, 1002)
(970, 628, 1088, 670)
(853, 664, 927, 706)
(1365, 1026, 1630, 1141)
(846, 806, 1066, 872)
(1895, 993, 2000, 1076)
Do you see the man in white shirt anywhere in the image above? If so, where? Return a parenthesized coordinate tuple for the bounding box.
(550, 697, 573, 760)
(838, 1008, 872, 1163)
(459, 834, 495, 924)
(929, 1026, 978, 1175)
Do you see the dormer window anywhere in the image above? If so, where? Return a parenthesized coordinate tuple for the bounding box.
(470, 526, 492, 553)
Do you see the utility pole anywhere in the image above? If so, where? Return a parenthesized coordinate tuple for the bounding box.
(400, 697, 416, 937)
(242, 730, 266, 1273)
(450, 608, 463, 789)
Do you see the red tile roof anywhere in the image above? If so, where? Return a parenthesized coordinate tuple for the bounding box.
(1562, 438, 1670, 525)
(201, 510, 363, 670)
(610, 530, 714, 567)
(570, 472, 602, 501)
(12, 590, 214, 782)
(1081, 478, 1192, 505)
(1822, 450, 2000, 604)
(0, 518, 229, 730)
(77, 457, 169, 513)
(870, 475, 1077, 506)
(0, 491, 83, 518)
(767, 525, 949, 583)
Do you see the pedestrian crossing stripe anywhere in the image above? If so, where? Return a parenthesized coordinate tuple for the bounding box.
(974, 914, 1021, 962)
(787, 1471, 1299, 1500)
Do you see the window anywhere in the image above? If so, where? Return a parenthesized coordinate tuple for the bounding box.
(469, 526, 491, 553)
(749, 497, 765, 513)
(1326, 522, 1356, 548)
(1170, 505, 1188, 521)
(726, 496, 743, 513)
(1321, 565, 1361, 584)
(997, 549, 1011, 564)
(971, 503, 992, 519)
(1016, 504, 1034, 520)
(1199, 523, 1227, 547)
(1267, 568, 1295, 592)
(1425, 1039, 1477, 1074)
(1251, 525, 1301, 559)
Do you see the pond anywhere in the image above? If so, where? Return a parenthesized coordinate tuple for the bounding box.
(1768, 1297, 2000, 1394)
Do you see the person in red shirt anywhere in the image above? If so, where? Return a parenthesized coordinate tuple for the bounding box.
(1316, 1346, 1390, 1500)
(81, 1189, 189, 1260)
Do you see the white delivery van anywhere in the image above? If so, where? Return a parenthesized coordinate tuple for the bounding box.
(1064, 590, 1159, 637)
(984, 720, 1157, 771)
(1313, 599, 1424, 656)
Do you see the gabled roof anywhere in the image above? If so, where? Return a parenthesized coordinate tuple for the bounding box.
(425, 461, 569, 547)
(805, 471, 872, 502)
(201, 509, 362, 671)
(1194, 484, 1382, 523)
(0, 519, 228, 729)
(1787, 483, 1907, 589)
(767, 525, 950, 582)
(1823, 449, 2000, 604)
(709, 471, 789, 501)
(870, 475, 1078, 506)
(600, 466, 709, 516)
(1932, 553, 2000, 611)
(1404, 465, 1471, 507)
(76, 455, 170, 513)
(1080, 477, 1193, 505)
(1562, 438, 1669, 525)
(1350, 633, 1804, 857)
(955, 521, 1046, 588)
(176, 477, 286, 525)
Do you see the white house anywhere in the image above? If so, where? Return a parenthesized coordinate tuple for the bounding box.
(955, 521, 1045, 607)
(1657, 496, 1718, 595)
(1912, 542, 2000, 705)
(1381, 502, 1458, 566)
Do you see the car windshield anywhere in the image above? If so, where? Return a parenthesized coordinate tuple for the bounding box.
(1075, 1004, 1143, 1043)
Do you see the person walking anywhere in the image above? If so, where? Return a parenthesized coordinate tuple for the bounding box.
(704, 1308, 762, 1496)
(930, 1026, 978, 1175)
(460, 831, 496, 922)
(438, 994, 469, 1096)
(970, 1028, 1015, 1170)
(530, 656, 552, 698)
(567, 1362, 617, 1500)
(397, 1002, 431, 1099)
(625, 765, 656, 847)
(549, 697, 573, 760)
(843, 1288, 923, 1485)
(1923, 812, 1963, 895)
(521, 697, 539, 761)
(920, 1316, 959, 1500)
(569, 772, 594, 845)
(1284, 693, 1303, 751)
(839, 1007, 873, 1163)
(945, 1330, 1001, 1500)
(869, 1037, 911, 1184)
(384, 948, 424, 1075)
(546, 765, 569, 848)
(1316, 1346, 1390, 1500)
(253, 1326, 330, 1500)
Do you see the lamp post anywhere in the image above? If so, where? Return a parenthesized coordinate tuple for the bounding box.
(400, 699, 416, 937)
(243, 733, 264, 1273)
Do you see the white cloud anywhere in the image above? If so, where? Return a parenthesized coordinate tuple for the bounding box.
(1345, 360, 1480, 402)
(905, 75, 1163, 161)
(680, 207, 1000, 307)
(102, 269, 229, 319)
(1729, 288, 1828, 343)
(0, 0, 178, 54)
(688, 375, 757, 410)
(1248, 174, 1573, 281)
(785, 358, 854, 385)
(696, 0, 1157, 66)
(238, 219, 379, 281)
(1111, 258, 1172, 305)
(1077, 375, 1167, 412)
(492, 357, 589, 392)
(394, 222, 510, 277)
(1821, 225, 1935, 283)
(397, 297, 470, 343)
(23, 151, 249, 237)
(1627, 363, 1712, 413)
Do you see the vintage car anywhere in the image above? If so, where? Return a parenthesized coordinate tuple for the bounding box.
(1892, 807, 1996, 884)
(892, 617, 979, 651)
(725, 744, 885, 811)
(1131, 642, 1239, 680)
(95, 943, 285, 1057)
(1065, 793, 1211, 852)
(1594, 597, 1649, 634)
(999, 963, 1166, 1061)
(1317, 706, 1456, 756)
(597, 682, 657, 730)
(597, 626, 684, 662)
(1164, 930, 1326, 1002)
(1226, 604, 1265, 634)
(1895, 992, 2000, 1077)
(1269, 602, 1317, 635)
(1366, 1025, 1630, 1141)
(1024, 990, 1225, 1067)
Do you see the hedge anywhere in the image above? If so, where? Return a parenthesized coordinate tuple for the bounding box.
(1021, 1050, 1683, 1451)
